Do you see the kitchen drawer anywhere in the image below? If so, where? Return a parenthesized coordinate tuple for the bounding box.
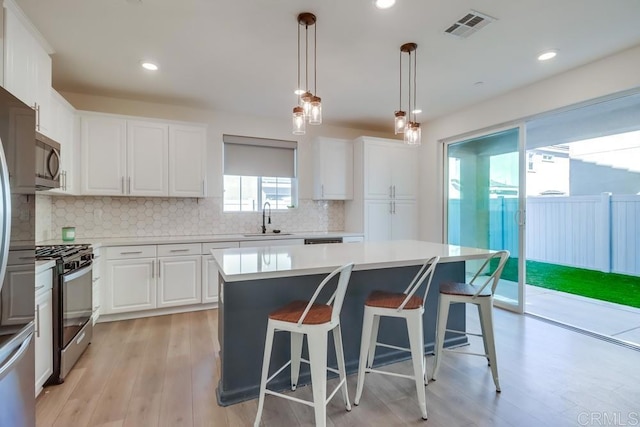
(106, 245, 157, 260)
(202, 242, 240, 254)
(157, 243, 202, 257)
(35, 268, 53, 294)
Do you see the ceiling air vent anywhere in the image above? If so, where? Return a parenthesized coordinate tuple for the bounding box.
(444, 10, 496, 38)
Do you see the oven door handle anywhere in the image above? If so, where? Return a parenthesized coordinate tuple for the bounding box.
(63, 264, 93, 283)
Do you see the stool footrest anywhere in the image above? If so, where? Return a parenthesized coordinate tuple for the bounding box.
(367, 367, 420, 381)
(267, 360, 291, 384)
(376, 342, 411, 353)
(265, 389, 314, 408)
(299, 357, 341, 375)
(444, 348, 488, 357)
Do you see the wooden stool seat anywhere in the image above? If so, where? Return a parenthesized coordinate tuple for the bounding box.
(439, 281, 492, 297)
(365, 290, 423, 310)
(269, 300, 333, 324)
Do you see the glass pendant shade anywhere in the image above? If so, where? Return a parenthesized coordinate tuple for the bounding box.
(394, 111, 406, 134)
(301, 91, 313, 117)
(292, 106, 305, 135)
(404, 122, 421, 145)
(309, 96, 322, 125)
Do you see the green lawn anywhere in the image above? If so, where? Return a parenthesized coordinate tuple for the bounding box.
(499, 258, 640, 309)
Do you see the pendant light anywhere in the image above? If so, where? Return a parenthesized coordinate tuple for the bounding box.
(395, 43, 421, 145)
(292, 12, 321, 134)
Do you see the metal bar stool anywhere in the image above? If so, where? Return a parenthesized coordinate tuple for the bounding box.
(431, 250, 510, 392)
(354, 256, 439, 421)
(254, 262, 355, 427)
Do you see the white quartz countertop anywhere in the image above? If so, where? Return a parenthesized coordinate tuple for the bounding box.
(36, 231, 363, 248)
(36, 260, 56, 274)
(212, 240, 495, 282)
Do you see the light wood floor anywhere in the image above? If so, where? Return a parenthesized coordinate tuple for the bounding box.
(36, 308, 640, 427)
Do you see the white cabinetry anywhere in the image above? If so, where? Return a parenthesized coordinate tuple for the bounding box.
(80, 115, 127, 196)
(127, 120, 169, 196)
(34, 267, 53, 396)
(103, 244, 204, 316)
(169, 125, 207, 197)
(91, 246, 103, 324)
(345, 137, 419, 241)
(312, 137, 353, 200)
(48, 90, 78, 194)
(104, 246, 157, 314)
(157, 244, 201, 308)
(3, 2, 53, 136)
(79, 112, 206, 197)
(202, 242, 240, 304)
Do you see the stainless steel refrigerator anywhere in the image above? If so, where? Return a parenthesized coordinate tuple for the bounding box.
(0, 86, 36, 426)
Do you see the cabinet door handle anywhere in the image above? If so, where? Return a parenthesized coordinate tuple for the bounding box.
(393, 201, 396, 214)
(202, 180, 206, 197)
(151, 260, 155, 278)
(33, 103, 40, 130)
(389, 185, 393, 198)
(128, 177, 131, 194)
(158, 261, 161, 278)
(121, 177, 125, 194)
(120, 251, 143, 255)
(393, 185, 396, 199)
(169, 249, 190, 253)
(321, 184, 324, 198)
(35, 304, 40, 338)
(389, 202, 393, 214)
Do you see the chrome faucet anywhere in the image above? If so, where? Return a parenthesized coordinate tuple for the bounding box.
(262, 201, 271, 234)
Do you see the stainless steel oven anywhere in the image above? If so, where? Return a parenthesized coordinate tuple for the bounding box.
(36, 244, 93, 383)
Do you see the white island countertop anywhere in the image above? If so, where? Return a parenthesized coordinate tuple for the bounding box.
(212, 240, 494, 282)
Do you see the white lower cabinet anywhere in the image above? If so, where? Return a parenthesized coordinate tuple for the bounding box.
(364, 200, 418, 242)
(104, 244, 205, 315)
(157, 244, 202, 308)
(238, 238, 305, 248)
(35, 268, 53, 397)
(91, 246, 103, 324)
(202, 242, 240, 304)
(105, 257, 157, 314)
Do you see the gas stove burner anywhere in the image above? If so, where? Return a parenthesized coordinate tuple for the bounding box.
(36, 244, 91, 260)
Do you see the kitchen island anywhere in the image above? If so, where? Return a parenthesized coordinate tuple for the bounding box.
(212, 240, 494, 406)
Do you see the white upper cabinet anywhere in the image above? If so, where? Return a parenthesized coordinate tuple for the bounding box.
(362, 138, 418, 200)
(127, 120, 169, 196)
(48, 90, 78, 194)
(169, 124, 207, 197)
(80, 114, 127, 195)
(79, 112, 206, 197)
(3, 2, 54, 136)
(312, 137, 353, 200)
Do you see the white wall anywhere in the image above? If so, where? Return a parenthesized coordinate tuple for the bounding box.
(60, 91, 394, 201)
(420, 44, 640, 242)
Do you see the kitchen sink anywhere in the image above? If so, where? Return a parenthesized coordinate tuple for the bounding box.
(243, 233, 293, 237)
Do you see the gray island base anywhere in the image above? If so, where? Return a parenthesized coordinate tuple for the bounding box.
(216, 261, 467, 406)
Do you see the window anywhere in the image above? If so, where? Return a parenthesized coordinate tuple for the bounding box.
(222, 134, 297, 212)
(223, 176, 296, 211)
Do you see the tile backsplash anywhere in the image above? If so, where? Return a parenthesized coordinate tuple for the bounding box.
(36, 195, 344, 241)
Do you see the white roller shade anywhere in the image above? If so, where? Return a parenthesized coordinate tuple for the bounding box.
(223, 134, 297, 178)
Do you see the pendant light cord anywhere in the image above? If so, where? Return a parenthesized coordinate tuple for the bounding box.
(413, 47, 417, 122)
(314, 22, 317, 96)
(297, 23, 300, 103)
(305, 24, 309, 92)
(399, 49, 402, 110)
(408, 51, 412, 121)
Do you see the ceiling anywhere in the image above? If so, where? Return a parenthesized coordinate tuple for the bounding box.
(15, 0, 640, 132)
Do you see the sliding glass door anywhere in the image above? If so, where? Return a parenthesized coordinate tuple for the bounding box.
(445, 126, 525, 312)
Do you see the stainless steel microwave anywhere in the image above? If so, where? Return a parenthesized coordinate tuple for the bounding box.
(35, 131, 60, 190)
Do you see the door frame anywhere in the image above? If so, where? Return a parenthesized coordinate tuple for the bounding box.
(442, 123, 526, 314)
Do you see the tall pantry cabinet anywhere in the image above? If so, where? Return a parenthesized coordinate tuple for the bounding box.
(345, 136, 419, 241)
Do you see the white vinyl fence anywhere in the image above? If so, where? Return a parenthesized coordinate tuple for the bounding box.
(449, 193, 640, 276)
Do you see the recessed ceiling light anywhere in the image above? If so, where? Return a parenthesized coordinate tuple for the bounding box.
(374, 0, 396, 9)
(412, 109, 422, 114)
(141, 62, 159, 71)
(538, 50, 557, 61)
